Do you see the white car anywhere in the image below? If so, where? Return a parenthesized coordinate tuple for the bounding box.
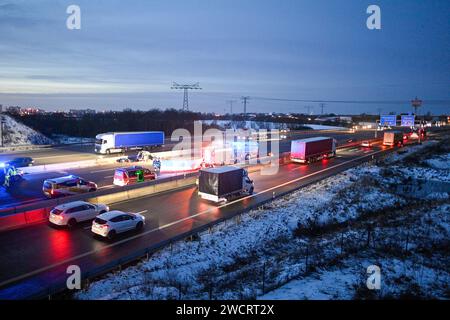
(49, 201, 109, 228)
(91, 210, 145, 240)
(361, 140, 372, 148)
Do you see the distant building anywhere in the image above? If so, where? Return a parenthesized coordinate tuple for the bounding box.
(339, 116, 352, 123)
(6, 106, 21, 114)
(358, 122, 377, 129)
(21, 107, 45, 115)
(69, 109, 96, 117)
(315, 116, 352, 123)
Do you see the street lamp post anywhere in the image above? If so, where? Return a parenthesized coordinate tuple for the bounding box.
(411, 97, 422, 144)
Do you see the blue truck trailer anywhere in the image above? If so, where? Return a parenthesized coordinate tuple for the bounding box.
(95, 131, 165, 154)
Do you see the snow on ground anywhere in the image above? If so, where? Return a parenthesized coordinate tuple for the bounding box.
(304, 124, 347, 130)
(50, 134, 94, 145)
(260, 267, 358, 300)
(75, 140, 450, 300)
(261, 203, 450, 300)
(202, 120, 345, 131)
(1, 115, 53, 146)
(382, 140, 450, 183)
(425, 153, 450, 170)
(384, 140, 438, 163)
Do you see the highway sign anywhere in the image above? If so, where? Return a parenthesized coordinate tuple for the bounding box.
(401, 115, 415, 127)
(380, 115, 396, 126)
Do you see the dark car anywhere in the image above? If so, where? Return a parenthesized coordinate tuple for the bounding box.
(6, 157, 34, 168)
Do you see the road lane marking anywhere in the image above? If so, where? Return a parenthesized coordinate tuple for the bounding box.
(0, 148, 388, 289)
(98, 185, 115, 190)
(135, 210, 148, 215)
(91, 168, 115, 174)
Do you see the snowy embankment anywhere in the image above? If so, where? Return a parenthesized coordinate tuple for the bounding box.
(0, 115, 53, 147)
(75, 139, 450, 300)
(203, 120, 346, 131)
(50, 134, 94, 145)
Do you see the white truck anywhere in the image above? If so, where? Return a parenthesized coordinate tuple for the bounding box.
(95, 131, 164, 154)
(203, 140, 259, 165)
(198, 166, 254, 203)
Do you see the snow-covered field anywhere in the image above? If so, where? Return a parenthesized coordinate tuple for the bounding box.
(203, 120, 346, 131)
(0, 115, 53, 146)
(75, 139, 450, 300)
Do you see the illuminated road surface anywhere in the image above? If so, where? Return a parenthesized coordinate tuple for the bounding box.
(0, 142, 394, 299)
(0, 130, 376, 209)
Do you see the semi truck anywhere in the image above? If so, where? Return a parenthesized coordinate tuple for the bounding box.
(383, 131, 404, 147)
(95, 131, 164, 154)
(290, 137, 336, 164)
(203, 140, 259, 166)
(198, 166, 254, 203)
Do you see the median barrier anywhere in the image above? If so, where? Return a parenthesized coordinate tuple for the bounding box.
(0, 153, 298, 232)
(20, 149, 195, 174)
(0, 172, 199, 232)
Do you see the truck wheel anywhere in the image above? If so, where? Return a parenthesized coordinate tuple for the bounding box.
(106, 149, 111, 155)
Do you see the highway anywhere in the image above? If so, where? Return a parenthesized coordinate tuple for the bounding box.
(0, 140, 394, 299)
(0, 129, 376, 210)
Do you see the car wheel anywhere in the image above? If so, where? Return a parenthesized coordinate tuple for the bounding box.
(136, 221, 143, 231)
(107, 230, 116, 240)
(89, 188, 96, 192)
(67, 218, 77, 229)
(99, 210, 106, 215)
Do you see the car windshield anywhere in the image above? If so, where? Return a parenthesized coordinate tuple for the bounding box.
(51, 208, 63, 215)
(94, 218, 107, 225)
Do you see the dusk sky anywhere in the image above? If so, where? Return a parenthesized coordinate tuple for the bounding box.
(0, 0, 449, 114)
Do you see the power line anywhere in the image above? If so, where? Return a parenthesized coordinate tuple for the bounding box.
(319, 103, 325, 115)
(241, 96, 250, 116)
(226, 100, 237, 114)
(250, 96, 449, 105)
(304, 105, 313, 115)
(170, 82, 202, 111)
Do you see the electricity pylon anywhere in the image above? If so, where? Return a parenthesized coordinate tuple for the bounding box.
(171, 82, 202, 111)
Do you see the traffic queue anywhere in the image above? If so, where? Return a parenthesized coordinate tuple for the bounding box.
(7, 129, 424, 242)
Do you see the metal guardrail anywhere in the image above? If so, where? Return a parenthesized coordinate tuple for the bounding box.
(0, 141, 371, 218)
(0, 171, 199, 217)
(0, 141, 95, 153)
(11, 145, 399, 300)
(0, 152, 283, 218)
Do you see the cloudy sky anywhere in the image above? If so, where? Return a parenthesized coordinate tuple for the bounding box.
(0, 0, 449, 114)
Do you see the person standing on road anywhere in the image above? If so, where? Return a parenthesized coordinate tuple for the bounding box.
(2, 164, 18, 188)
